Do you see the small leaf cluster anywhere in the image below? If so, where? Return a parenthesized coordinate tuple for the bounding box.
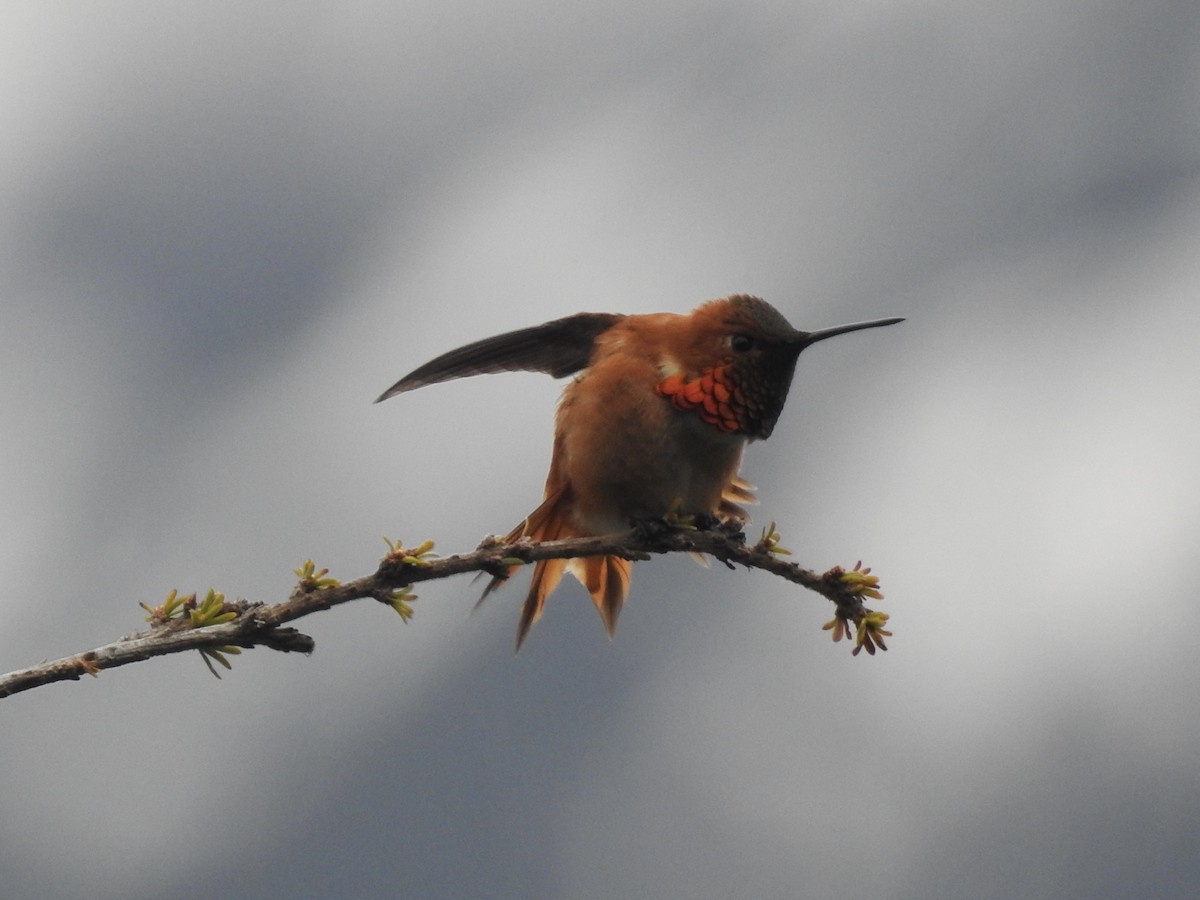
(821, 561, 893, 656)
(140, 589, 243, 677)
(380, 538, 438, 621)
(293, 559, 340, 591)
(755, 521, 791, 556)
(382, 537, 437, 567)
(140, 588, 236, 627)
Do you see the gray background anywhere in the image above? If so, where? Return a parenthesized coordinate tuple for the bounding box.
(3, 2, 1199, 898)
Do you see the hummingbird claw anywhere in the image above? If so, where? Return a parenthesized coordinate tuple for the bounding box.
(629, 515, 674, 540)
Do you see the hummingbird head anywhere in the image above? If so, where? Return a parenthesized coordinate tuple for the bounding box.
(716, 295, 806, 439)
(660, 295, 903, 440)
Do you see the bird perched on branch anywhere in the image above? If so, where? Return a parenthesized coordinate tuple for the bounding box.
(377, 294, 902, 649)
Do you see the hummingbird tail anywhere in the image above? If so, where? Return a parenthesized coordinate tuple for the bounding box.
(568, 555, 632, 639)
(484, 481, 635, 650)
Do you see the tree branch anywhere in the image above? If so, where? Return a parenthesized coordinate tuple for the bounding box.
(0, 522, 890, 699)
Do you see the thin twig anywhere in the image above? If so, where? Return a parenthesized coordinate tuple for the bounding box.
(0, 523, 878, 699)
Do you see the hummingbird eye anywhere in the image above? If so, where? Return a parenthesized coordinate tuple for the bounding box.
(730, 333, 756, 353)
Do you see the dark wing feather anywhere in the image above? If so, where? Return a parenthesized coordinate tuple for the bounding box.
(375, 312, 623, 402)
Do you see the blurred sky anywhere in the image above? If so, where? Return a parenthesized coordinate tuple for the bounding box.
(3, 2, 1200, 899)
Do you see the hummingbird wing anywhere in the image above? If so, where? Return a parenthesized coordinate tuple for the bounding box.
(375, 312, 624, 402)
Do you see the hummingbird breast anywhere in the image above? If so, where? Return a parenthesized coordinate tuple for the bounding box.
(553, 318, 747, 535)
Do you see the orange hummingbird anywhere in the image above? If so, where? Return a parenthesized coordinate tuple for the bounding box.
(377, 294, 902, 649)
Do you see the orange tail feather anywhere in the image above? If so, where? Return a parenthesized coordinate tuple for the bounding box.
(514, 557, 567, 649)
(568, 555, 632, 638)
(482, 483, 635, 649)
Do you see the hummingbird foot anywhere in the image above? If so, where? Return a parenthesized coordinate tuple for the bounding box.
(629, 509, 742, 538)
(629, 515, 675, 540)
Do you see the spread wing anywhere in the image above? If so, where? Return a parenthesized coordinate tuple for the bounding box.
(375, 312, 624, 402)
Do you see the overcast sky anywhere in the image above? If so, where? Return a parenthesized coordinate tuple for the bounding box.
(4, 3, 1200, 898)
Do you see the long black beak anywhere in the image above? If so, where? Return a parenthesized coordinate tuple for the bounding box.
(797, 317, 905, 349)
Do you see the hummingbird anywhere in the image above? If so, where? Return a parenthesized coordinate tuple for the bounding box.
(377, 294, 902, 649)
